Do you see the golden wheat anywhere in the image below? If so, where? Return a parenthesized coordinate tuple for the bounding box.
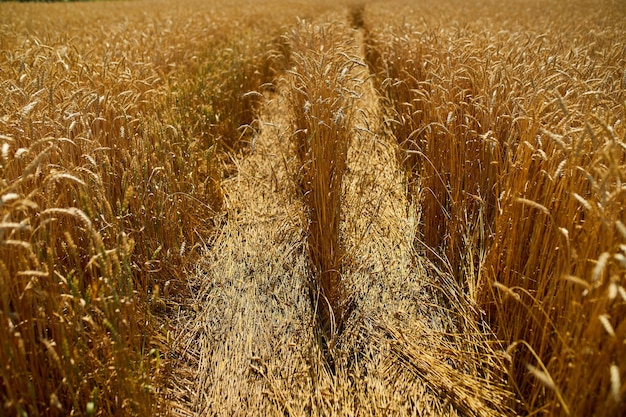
(365, 0, 626, 414)
(0, 0, 296, 415)
(285, 18, 363, 341)
(2, 0, 624, 415)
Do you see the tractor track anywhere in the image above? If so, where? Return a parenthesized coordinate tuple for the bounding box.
(168, 10, 511, 417)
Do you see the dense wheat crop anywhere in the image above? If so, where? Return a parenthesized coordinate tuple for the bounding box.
(285, 18, 364, 341)
(0, 0, 304, 414)
(2, 0, 624, 415)
(365, 0, 626, 414)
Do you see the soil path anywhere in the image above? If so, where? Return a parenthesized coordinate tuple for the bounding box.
(168, 14, 510, 417)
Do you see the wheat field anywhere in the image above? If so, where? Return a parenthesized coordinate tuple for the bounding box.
(1, 0, 624, 416)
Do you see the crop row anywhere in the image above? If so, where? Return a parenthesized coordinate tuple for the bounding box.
(0, 0, 333, 414)
(364, 0, 626, 414)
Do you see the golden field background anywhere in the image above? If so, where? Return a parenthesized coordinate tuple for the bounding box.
(0, 0, 624, 415)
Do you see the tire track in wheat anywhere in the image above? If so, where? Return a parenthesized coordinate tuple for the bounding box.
(168, 92, 321, 415)
(336, 24, 511, 416)
(169, 10, 511, 417)
(331, 25, 485, 416)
